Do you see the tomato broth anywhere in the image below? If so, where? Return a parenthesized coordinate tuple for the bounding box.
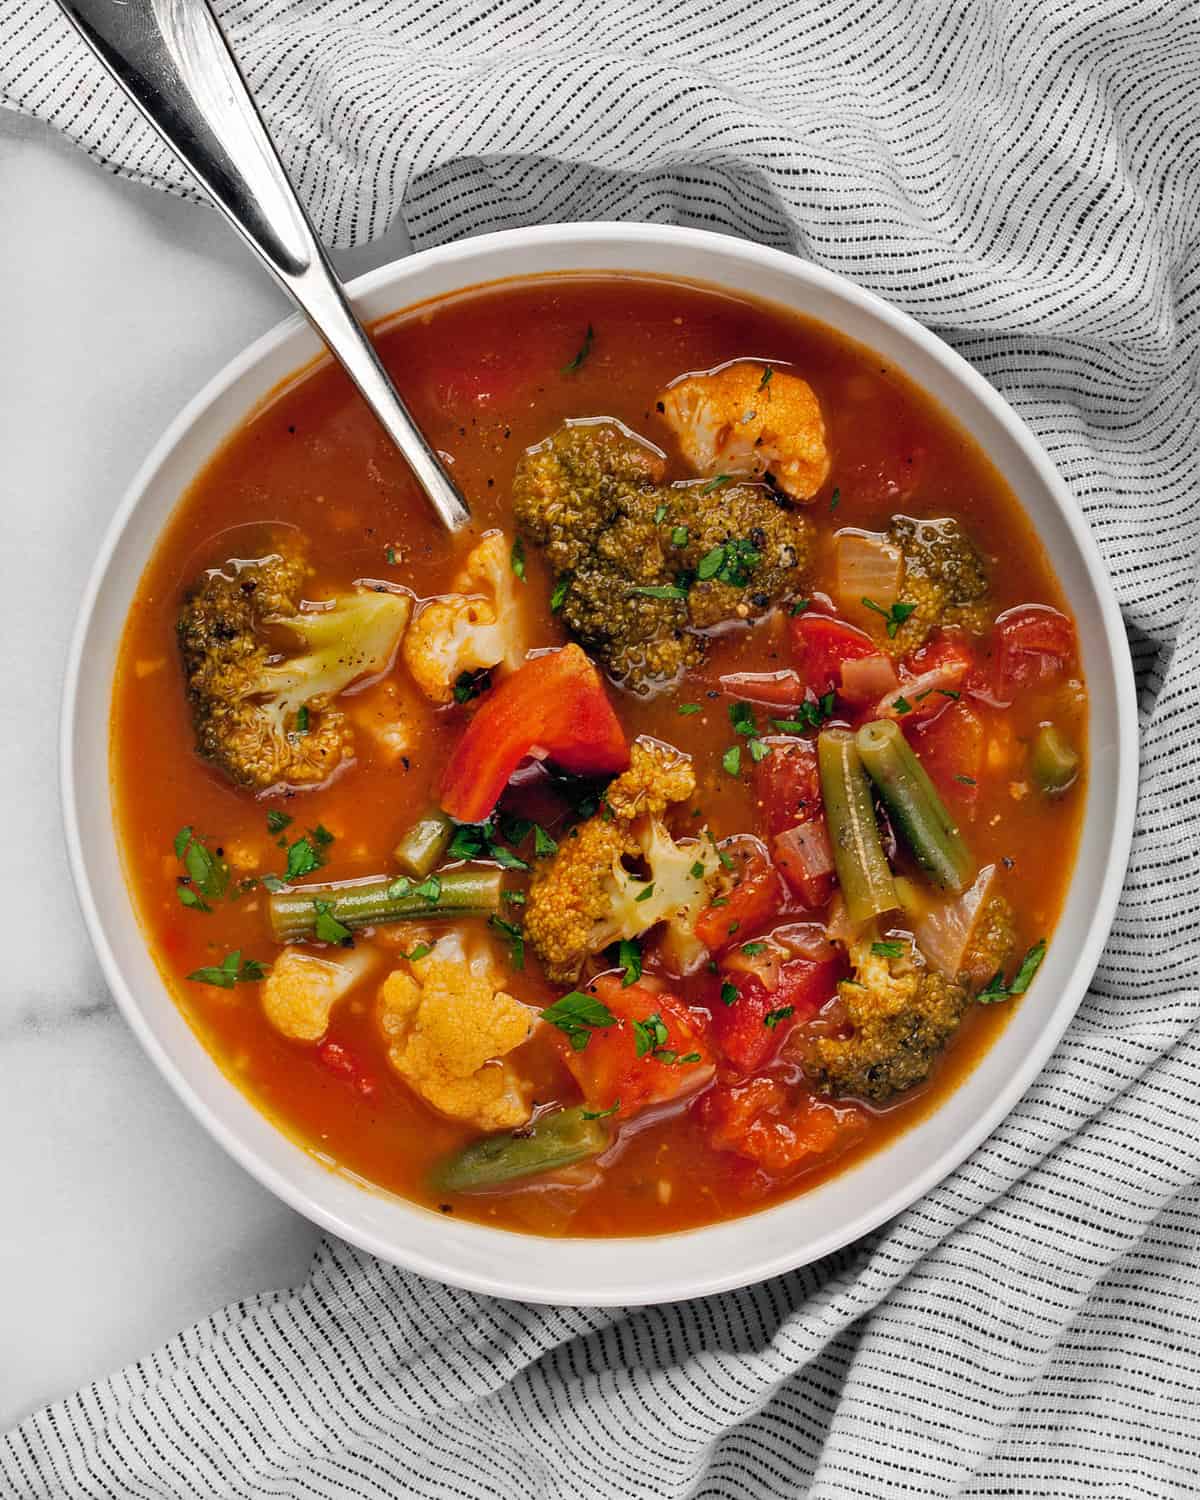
(112, 274, 1086, 1236)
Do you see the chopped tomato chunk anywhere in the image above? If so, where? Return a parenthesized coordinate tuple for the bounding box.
(708, 955, 840, 1072)
(717, 669, 806, 707)
(694, 843, 783, 952)
(700, 1078, 867, 1173)
(993, 606, 1076, 700)
(440, 645, 629, 822)
(755, 737, 822, 837)
(560, 978, 714, 1121)
(789, 612, 878, 698)
(910, 701, 985, 809)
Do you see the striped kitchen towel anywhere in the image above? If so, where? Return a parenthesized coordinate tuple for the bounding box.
(4, 0, 1200, 1495)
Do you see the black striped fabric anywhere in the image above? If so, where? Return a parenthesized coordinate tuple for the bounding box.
(4, 1, 1200, 1494)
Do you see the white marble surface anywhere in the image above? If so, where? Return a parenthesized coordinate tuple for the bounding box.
(0, 115, 418, 1431)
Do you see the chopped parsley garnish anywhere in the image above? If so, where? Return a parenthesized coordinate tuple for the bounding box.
(955, 774, 977, 786)
(454, 668, 493, 704)
(771, 692, 836, 735)
(284, 833, 325, 881)
(632, 1012, 669, 1057)
(939, 688, 962, 701)
(697, 537, 761, 587)
(261, 874, 286, 893)
(892, 695, 913, 715)
(294, 705, 310, 735)
(677, 702, 702, 716)
(678, 1051, 702, 1065)
(385, 546, 397, 565)
(708, 831, 735, 870)
(582, 1100, 620, 1121)
(312, 899, 352, 946)
(789, 598, 810, 616)
(829, 487, 840, 512)
(399, 942, 432, 963)
(634, 881, 656, 903)
(653, 502, 668, 524)
(618, 938, 642, 987)
(671, 525, 689, 546)
(561, 323, 595, 374)
(690, 860, 706, 879)
(510, 536, 526, 582)
(722, 745, 742, 776)
(758, 365, 773, 391)
(871, 940, 905, 958)
(861, 597, 918, 638)
(550, 577, 569, 612)
(741, 941, 766, 956)
(533, 824, 558, 858)
(749, 738, 771, 763)
(763, 1005, 794, 1029)
(699, 474, 733, 496)
(730, 701, 757, 736)
(186, 950, 267, 988)
(978, 940, 1047, 1003)
(266, 810, 292, 835)
(173, 827, 229, 903)
(542, 990, 616, 1051)
(176, 886, 210, 913)
(720, 980, 738, 1007)
(489, 915, 525, 970)
(385, 872, 442, 903)
(631, 583, 688, 600)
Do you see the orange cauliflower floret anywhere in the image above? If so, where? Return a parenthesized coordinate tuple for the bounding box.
(524, 739, 722, 982)
(261, 949, 377, 1042)
(401, 531, 527, 704)
(659, 361, 830, 502)
(377, 934, 535, 1130)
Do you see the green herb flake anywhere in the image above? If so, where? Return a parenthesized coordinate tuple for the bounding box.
(690, 860, 706, 879)
(741, 941, 767, 956)
(631, 584, 688, 600)
(533, 825, 558, 858)
(488, 844, 531, 872)
(562, 323, 595, 374)
(789, 598, 810, 616)
(861, 596, 917, 638)
(385, 546, 397, 565)
(401, 942, 432, 963)
(510, 536, 526, 583)
(173, 826, 193, 859)
(386, 875, 413, 901)
(653, 503, 668, 525)
(722, 745, 742, 777)
(634, 881, 656, 903)
(618, 938, 642, 988)
(699, 474, 733, 496)
(677, 702, 702, 716)
(829, 488, 841, 513)
(678, 1052, 702, 1065)
(294, 705, 310, 735)
(749, 738, 771, 763)
(954, 774, 977, 786)
(186, 950, 267, 989)
(1009, 939, 1047, 996)
(174, 829, 230, 901)
(582, 1100, 621, 1121)
(550, 577, 569, 612)
(892, 695, 913, 715)
(632, 1012, 669, 1058)
(730, 701, 757, 736)
(312, 899, 352, 946)
(763, 1005, 794, 1029)
(412, 875, 442, 903)
(542, 990, 616, 1051)
(939, 688, 962, 701)
(176, 885, 211, 913)
(262, 873, 286, 893)
(448, 825, 485, 860)
(720, 980, 738, 1007)
(671, 525, 689, 546)
(453, 669, 491, 704)
(285, 837, 322, 881)
(758, 365, 773, 391)
(266, 810, 292, 835)
(489, 914, 526, 971)
(871, 940, 905, 958)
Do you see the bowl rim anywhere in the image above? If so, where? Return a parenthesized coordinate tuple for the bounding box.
(60, 222, 1139, 1304)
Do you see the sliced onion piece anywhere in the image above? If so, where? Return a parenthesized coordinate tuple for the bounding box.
(717, 668, 806, 707)
(839, 653, 899, 705)
(773, 819, 836, 908)
(834, 531, 903, 622)
(912, 863, 996, 977)
(875, 660, 967, 720)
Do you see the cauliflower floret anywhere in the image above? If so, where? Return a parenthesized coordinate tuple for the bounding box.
(262, 948, 377, 1042)
(658, 361, 830, 502)
(803, 937, 967, 1101)
(524, 738, 722, 981)
(402, 531, 527, 704)
(377, 933, 535, 1130)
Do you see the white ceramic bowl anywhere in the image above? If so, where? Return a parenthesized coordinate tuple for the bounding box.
(61, 224, 1137, 1305)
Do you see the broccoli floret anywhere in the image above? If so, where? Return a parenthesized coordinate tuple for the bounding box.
(177, 536, 411, 792)
(960, 894, 1017, 989)
(513, 420, 813, 694)
(883, 515, 991, 656)
(524, 739, 722, 981)
(804, 938, 967, 1101)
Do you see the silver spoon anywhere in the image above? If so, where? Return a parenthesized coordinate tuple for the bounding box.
(55, 0, 471, 533)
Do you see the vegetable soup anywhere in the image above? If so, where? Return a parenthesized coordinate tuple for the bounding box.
(112, 274, 1086, 1236)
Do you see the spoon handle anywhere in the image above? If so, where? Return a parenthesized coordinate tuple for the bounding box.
(55, 0, 471, 533)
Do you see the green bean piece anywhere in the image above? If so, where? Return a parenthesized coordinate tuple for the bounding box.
(817, 728, 899, 925)
(856, 719, 975, 894)
(1030, 723, 1080, 794)
(393, 808, 454, 879)
(268, 866, 503, 943)
(431, 1106, 610, 1192)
